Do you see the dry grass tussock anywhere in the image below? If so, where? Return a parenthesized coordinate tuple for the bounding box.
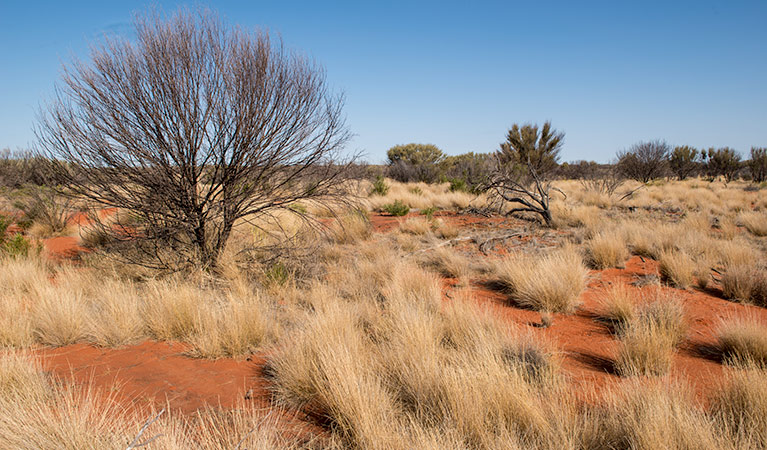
(658, 249, 696, 289)
(721, 265, 767, 307)
(494, 245, 589, 313)
(584, 229, 628, 269)
(0, 255, 280, 358)
(614, 291, 687, 377)
(710, 366, 767, 447)
(737, 211, 767, 237)
(716, 315, 767, 367)
(419, 246, 474, 283)
(267, 266, 573, 449)
(0, 352, 319, 449)
(364, 179, 479, 212)
(589, 380, 724, 450)
(596, 283, 637, 333)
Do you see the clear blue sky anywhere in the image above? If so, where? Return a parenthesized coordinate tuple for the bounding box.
(1, 1, 765, 163)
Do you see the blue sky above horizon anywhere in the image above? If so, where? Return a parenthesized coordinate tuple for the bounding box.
(1, 1, 765, 163)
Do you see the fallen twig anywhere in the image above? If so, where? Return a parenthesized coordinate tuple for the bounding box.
(126, 408, 165, 450)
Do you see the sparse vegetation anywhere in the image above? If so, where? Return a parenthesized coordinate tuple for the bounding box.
(2, 5, 767, 448)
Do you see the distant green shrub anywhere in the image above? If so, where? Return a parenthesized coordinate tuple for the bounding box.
(422, 206, 438, 219)
(2, 233, 32, 258)
(449, 178, 469, 193)
(382, 200, 409, 216)
(369, 176, 389, 196)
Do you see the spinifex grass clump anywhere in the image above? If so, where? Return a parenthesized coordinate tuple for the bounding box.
(614, 292, 687, 377)
(716, 315, 767, 367)
(495, 245, 588, 314)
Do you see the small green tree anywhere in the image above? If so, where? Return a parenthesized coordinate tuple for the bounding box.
(386, 143, 446, 183)
(669, 146, 700, 180)
(498, 122, 562, 176)
(703, 147, 742, 183)
(487, 122, 564, 226)
(748, 147, 767, 183)
(442, 152, 494, 194)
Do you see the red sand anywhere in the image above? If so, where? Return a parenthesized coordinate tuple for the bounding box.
(35, 341, 270, 414)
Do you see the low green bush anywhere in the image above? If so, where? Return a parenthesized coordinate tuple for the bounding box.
(382, 200, 409, 216)
(369, 176, 389, 196)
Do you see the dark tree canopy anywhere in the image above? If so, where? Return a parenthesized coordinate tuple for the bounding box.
(386, 143, 446, 183)
(669, 145, 700, 180)
(36, 9, 353, 269)
(748, 147, 767, 183)
(616, 140, 670, 183)
(703, 147, 742, 183)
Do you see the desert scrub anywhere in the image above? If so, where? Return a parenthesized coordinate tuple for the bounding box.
(398, 217, 433, 235)
(495, 245, 588, 313)
(597, 283, 637, 333)
(614, 292, 687, 376)
(658, 250, 695, 288)
(268, 262, 572, 448)
(737, 211, 767, 236)
(592, 380, 722, 449)
(721, 265, 767, 306)
(369, 176, 389, 196)
(710, 367, 767, 447)
(716, 315, 767, 367)
(585, 230, 629, 269)
(381, 200, 409, 216)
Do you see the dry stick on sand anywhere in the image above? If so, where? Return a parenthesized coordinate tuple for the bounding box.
(125, 408, 165, 450)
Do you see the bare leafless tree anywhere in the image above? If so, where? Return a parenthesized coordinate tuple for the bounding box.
(36, 9, 354, 269)
(616, 140, 670, 182)
(486, 122, 564, 226)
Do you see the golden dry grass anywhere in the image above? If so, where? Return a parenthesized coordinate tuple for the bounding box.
(614, 291, 687, 377)
(721, 265, 767, 307)
(494, 245, 589, 313)
(658, 250, 696, 288)
(398, 216, 433, 235)
(364, 179, 479, 212)
(737, 211, 767, 236)
(592, 380, 723, 449)
(0, 352, 318, 449)
(596, 283, 637, 333)
(710, 366, 767, 447)
(585, 230, 629, 269)
(716, 315, 767, 367)
(2, 177, 767, 447)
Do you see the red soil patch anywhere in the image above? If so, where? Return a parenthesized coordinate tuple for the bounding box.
(36, 341, 270, 415)
(67, 207, 117, 227)
(369, 211, 521, 234)
(43, 236, 88, 260)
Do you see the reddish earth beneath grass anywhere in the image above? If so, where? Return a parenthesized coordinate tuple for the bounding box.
(24, 212, 767, 419)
